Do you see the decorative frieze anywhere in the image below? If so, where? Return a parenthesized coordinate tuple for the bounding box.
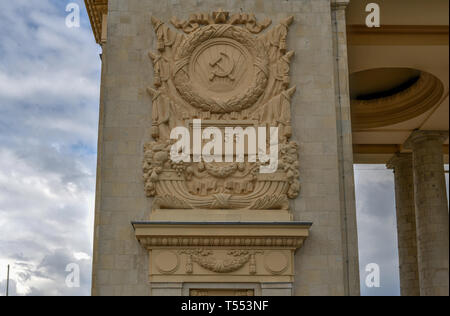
(133, 222, 311, 283)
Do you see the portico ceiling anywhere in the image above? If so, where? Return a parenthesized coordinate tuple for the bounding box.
(347, 0, 449, 163)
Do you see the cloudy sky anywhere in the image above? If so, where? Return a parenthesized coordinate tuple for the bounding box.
(0, 0, 99, 296)
(0, 1, 447, 296)
(356, 165, 448, 296)
(355, 165, 400, 296)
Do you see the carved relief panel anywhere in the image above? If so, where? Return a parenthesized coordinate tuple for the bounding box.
(143, 10, 300, 211)
(149, 248, 294, 283)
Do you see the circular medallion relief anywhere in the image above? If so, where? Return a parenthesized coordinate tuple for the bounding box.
(173, 24, 269, 113)
(264, 251, 288, 275)
(154, 251, 179, 274)
(191, 39, 253, 96)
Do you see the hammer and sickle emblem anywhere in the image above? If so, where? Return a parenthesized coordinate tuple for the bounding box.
(209, 52, 235, 81)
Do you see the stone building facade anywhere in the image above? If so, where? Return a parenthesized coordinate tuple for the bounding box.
(86, 0, 449, 296)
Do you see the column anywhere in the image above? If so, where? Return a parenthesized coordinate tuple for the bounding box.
(387, 154, 420, 296)
(331, 0, 361, 296)
(404, 130, 449, 296)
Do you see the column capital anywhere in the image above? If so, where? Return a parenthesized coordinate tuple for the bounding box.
(404, 130, 449, 150)
(331, 0, 350, 10)
(386, 153, 413, 170)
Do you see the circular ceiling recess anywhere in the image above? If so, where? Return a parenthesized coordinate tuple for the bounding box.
(350, 68, 444, 130)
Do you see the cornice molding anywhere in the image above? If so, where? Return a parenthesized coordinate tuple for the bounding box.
(85, 0, 108, 44)
(348, 25, 449, 35)
(133, 222, 312, 249)
(347, 25, 449, 46)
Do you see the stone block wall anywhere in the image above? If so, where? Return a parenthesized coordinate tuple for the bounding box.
(92, 0, 359, 296)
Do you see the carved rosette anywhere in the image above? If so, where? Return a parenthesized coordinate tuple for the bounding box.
(143, 11, 300, 210)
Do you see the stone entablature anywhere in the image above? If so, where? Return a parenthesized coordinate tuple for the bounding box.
(133, 222, 311, 284)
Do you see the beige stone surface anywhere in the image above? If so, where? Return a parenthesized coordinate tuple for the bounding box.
(331, 0, 360, 296)
(387, 153, 420, 296)
(91, 0, 360, 296)
(149, 209, 293, 222)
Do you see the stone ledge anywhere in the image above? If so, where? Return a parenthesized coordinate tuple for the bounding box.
(133, 221, 312, 248)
